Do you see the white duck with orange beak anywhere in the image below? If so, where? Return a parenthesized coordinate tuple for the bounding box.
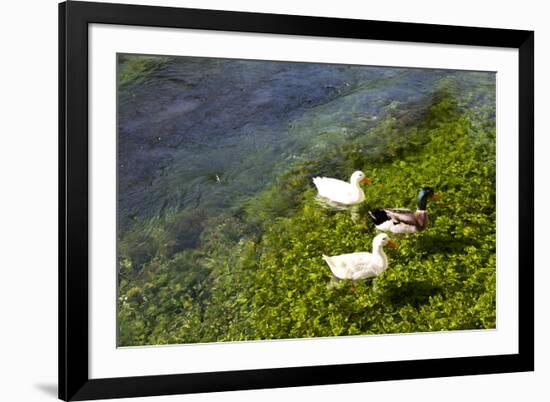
(313, 170, 372, 205)
(322, 233, 397, 283)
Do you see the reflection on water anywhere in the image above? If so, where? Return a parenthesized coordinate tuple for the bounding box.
(314, 195, 361, 222)
(314, 195, 360, 211)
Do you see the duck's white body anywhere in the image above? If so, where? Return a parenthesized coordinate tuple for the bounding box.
(371, 209, 427, 234)
(313, 171, 369, 205)
(368, 188, 438, 234)
(322, 234, 393, 281)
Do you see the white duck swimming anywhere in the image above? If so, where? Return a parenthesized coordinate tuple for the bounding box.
(322, 233, 397, 290)
(313, 170, 372, 205)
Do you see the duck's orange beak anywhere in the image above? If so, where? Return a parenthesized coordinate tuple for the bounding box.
(361, 177, 373, 185)
(432, 193, 441, 201)
(387, 240, 398, 249)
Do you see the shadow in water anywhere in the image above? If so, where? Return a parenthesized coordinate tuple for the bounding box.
(34, 383, 57, 398)
(383, 280, 443, 308)
(414, 231, 478, 255)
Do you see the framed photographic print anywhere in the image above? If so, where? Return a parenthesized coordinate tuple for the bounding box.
(59, 1, 534, 400)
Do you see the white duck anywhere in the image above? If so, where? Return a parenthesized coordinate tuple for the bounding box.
(313, 170, 372, 205)
(322, 233, 396, 290)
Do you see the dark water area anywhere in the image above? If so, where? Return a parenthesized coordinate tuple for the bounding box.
(117, 55, 495, 233)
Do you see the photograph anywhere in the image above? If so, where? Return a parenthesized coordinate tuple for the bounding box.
(0, 0, 542, 400)
(116, 54, 497, 347)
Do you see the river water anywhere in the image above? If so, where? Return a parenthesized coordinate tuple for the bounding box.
(117, 55, 494, 234)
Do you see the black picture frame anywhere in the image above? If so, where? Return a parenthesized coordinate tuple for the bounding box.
(59, 1, 534, 400)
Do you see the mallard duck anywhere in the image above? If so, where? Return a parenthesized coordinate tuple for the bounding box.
(368, 187, 440, 234)
(313, 170, 372, 205)
(322, 233, 397, 287)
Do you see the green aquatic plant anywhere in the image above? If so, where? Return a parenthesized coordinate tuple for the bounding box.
(117, 54, 168, 87)
(117, 87, 496, 346)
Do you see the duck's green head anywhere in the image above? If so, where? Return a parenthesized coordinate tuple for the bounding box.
(417, 187, 439, 210)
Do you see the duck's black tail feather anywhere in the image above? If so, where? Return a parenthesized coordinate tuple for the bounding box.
(368, 209, 390, 225)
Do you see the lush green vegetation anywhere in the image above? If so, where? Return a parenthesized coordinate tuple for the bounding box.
(118, 86, 496, 346)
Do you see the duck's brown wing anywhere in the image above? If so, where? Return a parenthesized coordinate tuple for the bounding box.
(384, 208, 418, 226)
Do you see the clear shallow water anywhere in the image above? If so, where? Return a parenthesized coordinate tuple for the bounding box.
(117, 55, 495, 234)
